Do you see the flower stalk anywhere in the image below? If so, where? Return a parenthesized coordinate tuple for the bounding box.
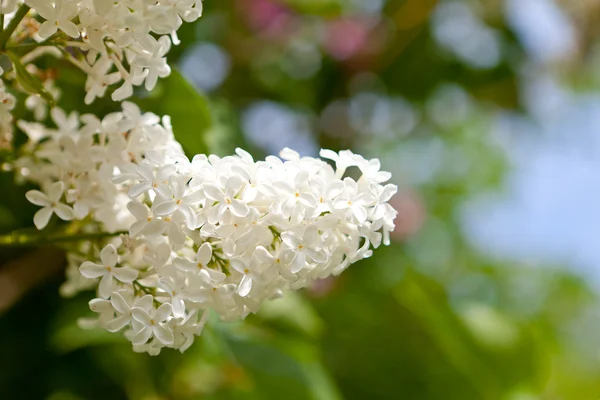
(0, 4, 30, 50)
(0, 229, 127, 247)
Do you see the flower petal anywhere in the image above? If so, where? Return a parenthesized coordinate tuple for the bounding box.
(80, 262, 105, 279)
(205, 268, 226, 283)
(174, 257, 197, 272)
(110, 291, 130, 314)
(154, 324, 174, 345)
(127, 200, 148, 220)
(238, 275, 252, 297)
(98, 273, 113, 299)
(154, 200, 177, 216)
(129, 221, 145, 238)
(229, 259, 246, 274)
(132, 307, 151, 325)
(128, 182, 150, 198)
(305, 248, 327, 263)
(157, 277, 174, 293)
(145, 220, 166, 236)
(230, 200, 249, 217)
(172, 297, 186, 319)
(290, 252, 305, 274)
(112, 267, 138, 283)
(25, 190, 50, 206)
(132, 326, 152, 345)
(33, 207, 53, 230)
(254, 246, 274, 263)
(38, 21, 58, 39)
(319, 149, 339, 162)
(203, 184, 224, 201)
(380, 184, 398, 202)
(303, 225, 319, 243)
(106, 316, 130, 332)
(89, 298, 111, 313)
(352, 205, 368, 224)
(53, 203, 74, 220)
(100, 244, 118, 267)
(197, 242, 212, 265)
(281, 232, 299, 248)
(181, 206, 198, 230)
(60, 20, 80, 38)
(134, 295, 154, 311)
(47, 181, 65, 202)
(167, 224, 186, 245)
(155, 303, 173, 322)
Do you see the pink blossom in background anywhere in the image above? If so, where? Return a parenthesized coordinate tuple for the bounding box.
(324, 18, 370, 60)
(390, 190, 426, 242)
(238, 0, 293, 38)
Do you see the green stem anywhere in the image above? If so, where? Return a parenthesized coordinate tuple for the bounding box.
(133, 281, 156, 297)
(5, 37, 61, 52)
(0, 14, 5, 35)
(0, 4, 30, 50)
(0, 230, 127, 247)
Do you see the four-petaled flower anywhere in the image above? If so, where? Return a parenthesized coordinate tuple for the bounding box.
(79, 244, 139, 298)
(281, 226, 328, 273)
(131, 303, 174, 346)
(26, 182, 75, 229)
(29, 0, 80, 38)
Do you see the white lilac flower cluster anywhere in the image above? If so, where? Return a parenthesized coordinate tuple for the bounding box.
(18, 101, 182, 231)
(17, 105, 397, 354)
(7, 0, 203, 104)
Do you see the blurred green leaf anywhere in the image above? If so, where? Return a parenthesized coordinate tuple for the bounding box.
(279, 338, 342, 400)
(280, 0, 343, 16)
(259, 292, 324, 338)
(50, 318, 125, 354)
(459, 303, 519, 350)
(137, 69, 211, 157)
(210, 314, 341, 400)
(395, 270, 502, 398)
(222, 332, 341, 400)
(226, 337, 311, 400)
(50, 295, 125, 353)
(90, 346, 159, 400)
(7, 51, 55, 106)
(204, 100, 247, 156)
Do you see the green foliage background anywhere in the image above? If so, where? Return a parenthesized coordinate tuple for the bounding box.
(1, 1, 600, 399)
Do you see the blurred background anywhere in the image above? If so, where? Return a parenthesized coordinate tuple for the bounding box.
(3, 0, 600, 398)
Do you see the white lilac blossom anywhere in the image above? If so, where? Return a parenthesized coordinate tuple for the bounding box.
(16, 105, 398, 354)
(16, 101, 183, 230)
(11, 0, 204, 104)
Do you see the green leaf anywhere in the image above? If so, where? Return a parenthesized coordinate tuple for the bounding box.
(216, 320, 342, 400)
(6, 50, 55, 106)
(49, 296, 125, 353)
(279, 0, 343, 16)
(203, 99, 247, 156)
(227, 337, 311, 400)
(395, 271, 502, 396)
(50, 321, 125, 354)
(258, 292, 324, 338)
(136, 69, 211, 157)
